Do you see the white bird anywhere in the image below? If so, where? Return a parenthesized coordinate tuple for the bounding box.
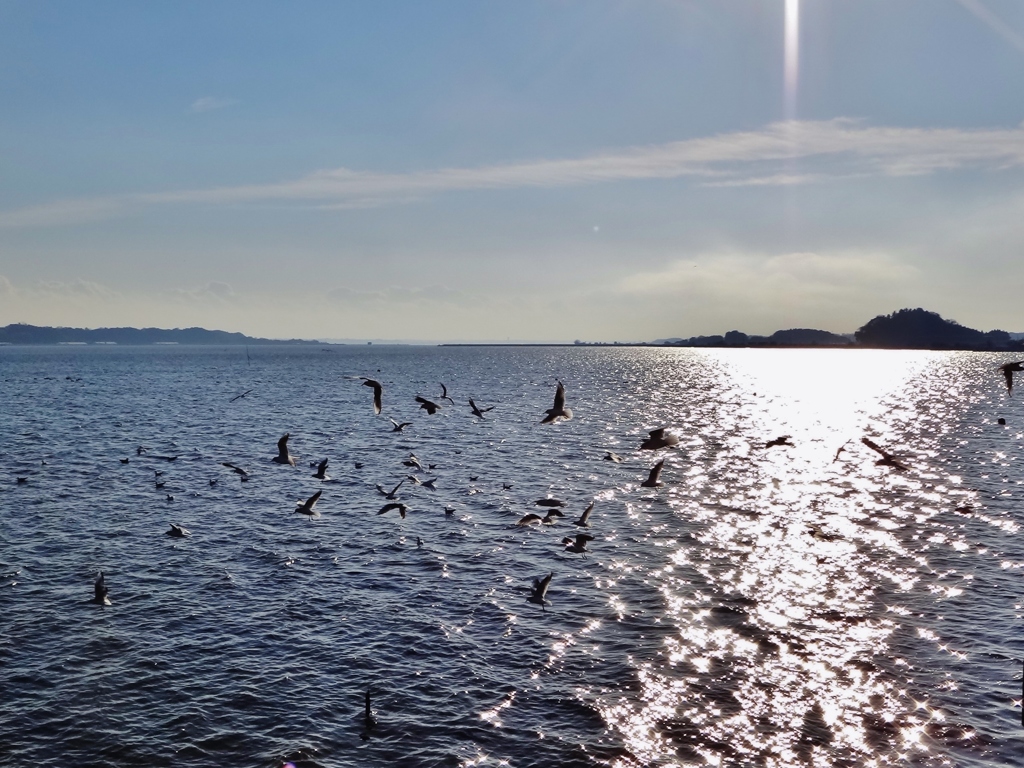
(541, 380, 573, 424)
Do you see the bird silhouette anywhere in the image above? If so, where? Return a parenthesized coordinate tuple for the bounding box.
(295, 490, 323, 519)
(640, 428, 679, 450)
(361, 378, 383, 414)
(469, 399, 494, 418)
(273, 433, 296, 466)
(541, 380, 573, 424)
(528, 573, 553, 610)
(861, 437, 908, 471)
(641, 459, 665, 488)
(999, 361, 1024, 395)
(378, 502, 409, 519)
(415, 396, 442, 415)
(574, 501, 595, 527)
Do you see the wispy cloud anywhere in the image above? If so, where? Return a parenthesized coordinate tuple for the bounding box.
(7, 118, 1024, 228)
(954, 0, 1024, 55)
(189, 96, 238, 113)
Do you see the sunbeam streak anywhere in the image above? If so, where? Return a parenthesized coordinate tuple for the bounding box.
(784, 0, 800, 120)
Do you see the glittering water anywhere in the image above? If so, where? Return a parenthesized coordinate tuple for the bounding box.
(1, 345, 1022, 767)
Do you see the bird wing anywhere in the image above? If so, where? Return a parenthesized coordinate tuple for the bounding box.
(305, 490, 323, 508)
(277, 433, 290, 456)
(1003, 365, 1014, 393)
(535, 572, 553, 598)
(390, 479, 405, 495)
(553, 381, 566, 411)
(647, 460, 664, 483)
(362, 379, 383, 413)
(578, 502, 594, 525)
(860, 437, 890, 459)
(440, 383, 449, 398)
(575, 533, 595, 545)
(648, 427, 665, 439)
(318, 458, 328, 474)
(516, 513, 542, 525)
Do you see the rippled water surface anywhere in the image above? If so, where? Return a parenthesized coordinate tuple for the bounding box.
(2, 345, 1023, 767)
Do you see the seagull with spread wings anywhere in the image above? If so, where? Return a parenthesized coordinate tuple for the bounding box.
(541, 380, 573, 424)
(361, 378, 384, 414)
(294, 490, 322, 519)
(272, 433, 296, 466)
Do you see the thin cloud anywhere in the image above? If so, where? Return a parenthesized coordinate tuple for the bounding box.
(954, 0, 1024, 55)
(189, 96, 238, 113)
(7, 119, 1024, 228)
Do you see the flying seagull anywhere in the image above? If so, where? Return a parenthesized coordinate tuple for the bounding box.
(562, 533, 595, 557)
(166, 523, 191, 537)
(574, 501, 595, 527)
(439, 383, 455, 404)
(229, 389, 253, 403)
(295, 489, 323, 519)
(273, 433, 296, 466)
(999, 361, 1024, 395)
(765, 436, 794, 449)
(832, 440, 850, 463)
(861, 437, 908, 471)
(640, 428, 679, 450)
(541, 380, 573, 424)
(641, 459, 665, 488)
(403, 454, 426, 471)
(389, 418, 412, 433)
(221, 462, 249, 479)
(92, 571, 111, 605)
(376, 479, 404, 500)
(468, 399, 494, 419)
(527, 573, 553, 611)
(416, 396, 442, 415)
(313, 458, 330, 480)
(378, 502, 409, 519)
(603, 451, 624, 463)
(361, 378, 383, 414)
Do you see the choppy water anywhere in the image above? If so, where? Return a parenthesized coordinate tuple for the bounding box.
(1, 345, 1023, 767)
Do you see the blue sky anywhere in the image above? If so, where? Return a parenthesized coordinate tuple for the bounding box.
(2, 0, 1024, 340)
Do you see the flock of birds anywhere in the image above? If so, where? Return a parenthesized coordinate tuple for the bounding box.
(63, 356, 1024, 734)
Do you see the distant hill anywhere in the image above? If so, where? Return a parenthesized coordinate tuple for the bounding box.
(854, 308, 1020, 350)
(0, 324, 321, 345)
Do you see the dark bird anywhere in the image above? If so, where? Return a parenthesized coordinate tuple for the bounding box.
(376, 479, 405, 500)
(378, 502, 409, 519)
(540, 380, 573, 424)
(166, 523, 190, 537)
(861, 437, 908, 471)
(295, 489, 323, 519)
(542, 509, 563, 524)
(354, 462, 364, 469)
(155, 480, 166, 489)
(640, 428, 679, 450)
(229, 389, 254, 402)
(364, 690, 378, 730)
(389, 418, 412, 433)
(166, 494, 174, 501)
(515, 513, 543, 526)
(313, 458, 330, 480)
(604, 451, 623, 463)
(528, 573, 553, 610)
(999, 361, 1024, 395)
(221, 462, 249, 478)
(641, 459, 665, 488)
(120, 458, 130, 464)
(416, 396, 442, 415)
(765, 436, 794, 449)
(832, 440, 850, 463)
(152, 455, 178, 462)
(468, 398, 494, 418)
(574, 501, 595, 527)
(136, 446, 148, 455)
(998, 417, 1007, 425)
(535, 498, 566, 508)
(273, 433, 296, 466)
(421, 478, 437, 490)
(361, 378, 383, 414)
(562, 533, 595, 557)
(502, 483, 513, 490)
(16, 476, 27, 484)
(92, 571, 111, 605)
(439, 383, 455, 404)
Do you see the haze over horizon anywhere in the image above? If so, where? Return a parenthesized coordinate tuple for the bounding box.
(2, 1, 1024, 342)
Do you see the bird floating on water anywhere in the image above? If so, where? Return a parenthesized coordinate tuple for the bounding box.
(641, 428, 679, 450)
(528, 572, 553, 610)
(360, 378, 383, 414)
(272, 433, 296, 466)
(641, 459, 665, 488)
(295, 490, 322, 519)
(541, 380, 572, 424)
(166, 523, 190, 537)
(469, 399, 494, 419)
(415, 396, 442, 415)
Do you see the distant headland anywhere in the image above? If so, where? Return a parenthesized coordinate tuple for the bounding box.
(0, 324, 321, 346)
(633, 309, 1024, 351)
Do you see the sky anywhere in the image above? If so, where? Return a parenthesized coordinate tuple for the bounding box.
(2, 0, 1024, 342)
